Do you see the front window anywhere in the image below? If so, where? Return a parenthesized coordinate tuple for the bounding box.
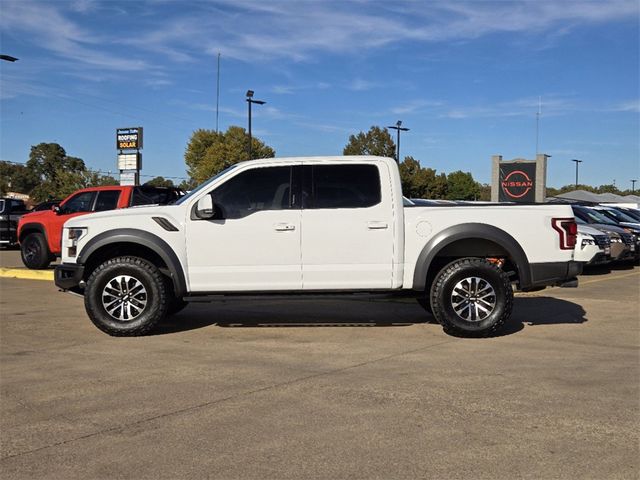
(210, 166, 292, 219)
(62, 192, 96, 214)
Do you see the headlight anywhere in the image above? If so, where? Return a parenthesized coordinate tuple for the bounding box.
(581, 236, 596, 247)
(66, 227, 87, 257)
(68, 227, 88, 245)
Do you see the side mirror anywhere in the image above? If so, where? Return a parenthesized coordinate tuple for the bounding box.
(53, 205, 61, 215)
(195, 195, 215, 219)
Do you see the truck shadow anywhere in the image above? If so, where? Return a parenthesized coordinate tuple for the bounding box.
(155, 295, 586, 337)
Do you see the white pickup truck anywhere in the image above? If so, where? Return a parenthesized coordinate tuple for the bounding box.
(55, 156, 581, 337)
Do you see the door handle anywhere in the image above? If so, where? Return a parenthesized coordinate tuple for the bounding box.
(367, 221, 388, 230)
(274, 223, 295, 231)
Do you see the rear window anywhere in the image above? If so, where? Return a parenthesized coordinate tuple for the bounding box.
(94, 190, 121, 212)
(131, 187, 182, 206)
(305, 164, 381, 209)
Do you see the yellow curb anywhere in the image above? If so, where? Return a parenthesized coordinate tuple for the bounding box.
(0, 267, 54, 281)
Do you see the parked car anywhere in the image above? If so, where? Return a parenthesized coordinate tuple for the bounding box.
(575, 224, 611, 265)
(0, 198, 30, 247)
(585, 206, 640, 257)
(572, 206, 636, 261)
(55, 156, 580, 337)
(615, 207, 640, 222)
(18, 185, 183, 269)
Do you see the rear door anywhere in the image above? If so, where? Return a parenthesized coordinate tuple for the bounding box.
(300, 162, 395, 289)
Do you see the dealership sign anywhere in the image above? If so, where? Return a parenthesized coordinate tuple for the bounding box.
(499, 162, 536, 202)
(116, 127, 143, 150)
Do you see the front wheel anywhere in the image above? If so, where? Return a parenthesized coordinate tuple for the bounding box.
(430, 258, 513, 337)
(21, 233, 52, 269)
(84, 256, 168, 336)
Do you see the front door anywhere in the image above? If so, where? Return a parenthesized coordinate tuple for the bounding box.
(186, 164, 302, 292)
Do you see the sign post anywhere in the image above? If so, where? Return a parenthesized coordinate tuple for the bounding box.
(491, 154, 548, 203)
(116, 127, 143, 186)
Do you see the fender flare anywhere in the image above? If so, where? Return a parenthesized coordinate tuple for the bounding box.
(412, 223, 532, 291)
(77, 228, 187, 297)
(18, 222, 47, 243)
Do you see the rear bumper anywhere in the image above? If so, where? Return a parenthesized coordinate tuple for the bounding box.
(526, 261, 583, 289)
(54, 263, 84, 291)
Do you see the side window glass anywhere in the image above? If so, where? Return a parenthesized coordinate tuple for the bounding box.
(62, 192, 95, 214)
(211, 167, 292, 219)
(307, 164, 381, 209)
(94, 191, 121, 212)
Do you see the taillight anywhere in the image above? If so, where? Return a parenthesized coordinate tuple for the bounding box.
(552, 218, 578, 250)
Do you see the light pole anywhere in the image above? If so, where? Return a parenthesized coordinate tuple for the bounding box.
(387, 120, 409, 163)
(632, 179, 637, 193)
(246, 90, 265, 160)
(0, 55, 18, 62)
(571, 159, 582, 188)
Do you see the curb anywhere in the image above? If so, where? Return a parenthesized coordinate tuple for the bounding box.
(0, 268, 54, 282)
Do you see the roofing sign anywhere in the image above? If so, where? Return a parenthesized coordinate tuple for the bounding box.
(116, 127, 143, 150)
(499, 161, 536, 202)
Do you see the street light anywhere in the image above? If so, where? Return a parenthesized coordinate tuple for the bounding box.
(571, 159, 583, 188)
(387, 120, 409, 163)
(632, 179, 637, 194)
(246, 90, 265, 160)
(0, 55, 18, 62)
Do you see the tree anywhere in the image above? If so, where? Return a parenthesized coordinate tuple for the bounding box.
(399, 156, 438, 199)
(0, 161, 39, 196)
(446, 170, 480, 200)
(185, 126, 275, 184)
(146, 176, 175, 188)
(596, 184, 621, 194)
(343, 126, 396, 158)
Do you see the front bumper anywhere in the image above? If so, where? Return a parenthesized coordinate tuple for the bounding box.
(54, 263, 85, 291)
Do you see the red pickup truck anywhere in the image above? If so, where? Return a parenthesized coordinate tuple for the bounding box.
(18, 184, 182, 269)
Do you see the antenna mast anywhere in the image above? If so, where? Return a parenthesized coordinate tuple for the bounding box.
(535, 96, 541, 155)
(216, 53, 221, 133)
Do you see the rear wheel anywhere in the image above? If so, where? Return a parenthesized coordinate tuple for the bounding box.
(430, 258, 513, 337)
(21, 233, 52, 269)
(84, 256, 168, 336)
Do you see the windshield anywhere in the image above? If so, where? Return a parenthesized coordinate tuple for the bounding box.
(597, 208, 638, 223)
(621, 208, 640, 221)
(174, 165, 238, 206)
(579, 207, 618, 225)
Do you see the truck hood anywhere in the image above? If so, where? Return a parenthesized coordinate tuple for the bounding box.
(64, 204, 180, 228)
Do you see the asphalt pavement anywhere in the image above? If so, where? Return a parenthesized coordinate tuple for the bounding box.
(0, 249, 638, 479)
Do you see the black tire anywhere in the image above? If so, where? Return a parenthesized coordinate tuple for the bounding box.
(84, 256, 168, 336)
(21, 233, 51, 269)
(430, 257, 513, 337)
(416, 296, 432, 315)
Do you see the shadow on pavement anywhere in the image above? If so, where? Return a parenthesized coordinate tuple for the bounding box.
(154, 295, 586, 338)
(494, 296, 587, 336)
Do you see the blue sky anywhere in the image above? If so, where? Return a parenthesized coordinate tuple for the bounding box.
(1, 0, 638, 188)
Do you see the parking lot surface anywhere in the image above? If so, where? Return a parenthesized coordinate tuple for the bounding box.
(1, 249, 639, 479)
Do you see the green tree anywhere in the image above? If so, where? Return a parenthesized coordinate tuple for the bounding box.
(446, 170, 480, 200)
(178, 178, 198, 191)
(343, 126, 396, 158)
(185, 126, 275, 184)
(399, 156, 437, 198)
(478, 183, 492, 201)
(146, 176, 175, 188)
(0, 161, 39, 196)
(596, 184, 621, 194)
